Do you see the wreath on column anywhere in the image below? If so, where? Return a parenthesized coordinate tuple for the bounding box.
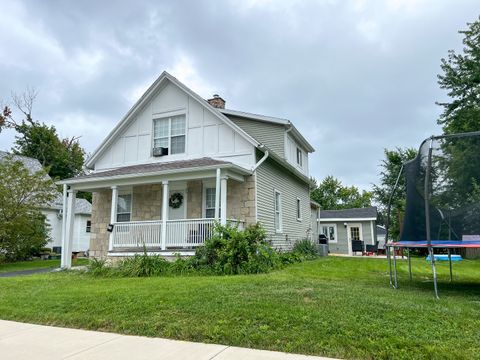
(169, 192, 184, 209)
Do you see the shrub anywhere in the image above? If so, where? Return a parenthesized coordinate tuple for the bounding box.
(117, 254, 172, 277)
(87, 258, 112, 277)
(192, 223, 281, 275)
(292, 239, 318, 258)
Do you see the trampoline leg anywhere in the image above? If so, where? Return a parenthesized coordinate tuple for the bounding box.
(387, 246, 393, 287)
(448, 249, 453, 283)
(393, 246, 398, 289)
(429, 247, 439, 299)
(408, 249, 412, 281)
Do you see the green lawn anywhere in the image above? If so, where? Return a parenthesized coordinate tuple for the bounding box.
(0, 258, 89, 273)
(0, 257, 479, 359)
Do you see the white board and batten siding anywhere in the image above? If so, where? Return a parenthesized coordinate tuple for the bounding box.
(256, 156, 311, 250)
(95, 82, 255, 171)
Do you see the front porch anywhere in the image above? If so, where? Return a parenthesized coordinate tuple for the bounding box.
(59, 159, 256, 267)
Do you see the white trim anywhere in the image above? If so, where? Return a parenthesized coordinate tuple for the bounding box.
(319, 223, 338, 244)
(220, 176, 228, 225)
(318, 217, 377, 222)
(108, 251, 195, 257)
(347, 223, 363, 256)
(274, 189, 282, 233)
(85, 71, 259, 169)
(296, 197, 302, 221)
(370, 220, 375, 245)
(254, 170, 258, 223)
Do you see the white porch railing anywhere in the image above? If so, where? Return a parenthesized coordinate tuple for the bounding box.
(111, 218, 245, 250)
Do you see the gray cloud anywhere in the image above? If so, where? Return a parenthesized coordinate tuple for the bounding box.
(1, 0, 478, 189)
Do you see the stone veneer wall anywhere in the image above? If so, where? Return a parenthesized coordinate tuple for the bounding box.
(89, 175, 257, 258)
(89, 190, 111, 259)
(227, 174, 256, 226)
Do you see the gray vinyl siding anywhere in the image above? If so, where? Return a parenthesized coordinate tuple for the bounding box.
(324, 220, 376, 254)
(229, 116, 285, 157)
(256, 155, 310, 250)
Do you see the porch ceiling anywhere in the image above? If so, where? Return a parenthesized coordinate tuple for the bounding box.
(57, 157, 250, 191)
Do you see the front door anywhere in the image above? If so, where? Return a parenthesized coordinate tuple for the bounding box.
(347, 223, 363, 255)
(168, 190, 186, 220)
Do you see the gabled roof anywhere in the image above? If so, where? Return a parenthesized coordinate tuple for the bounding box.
(319, 207, 377, 221)
(220, 108, 315, 153)
(0, 151, 91, 214)
(85, 71, 259, 169)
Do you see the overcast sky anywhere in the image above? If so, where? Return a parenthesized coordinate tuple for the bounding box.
(1, 0, 478, 190)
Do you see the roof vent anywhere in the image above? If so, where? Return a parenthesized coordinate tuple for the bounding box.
(207, 94, 226, 109)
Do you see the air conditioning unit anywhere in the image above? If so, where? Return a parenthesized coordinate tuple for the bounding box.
(153, 147, 168, 157)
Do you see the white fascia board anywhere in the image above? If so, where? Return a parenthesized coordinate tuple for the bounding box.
(86, 71, 259, 169)
(220, 108, 289, 125)
(318, 217, 377, 222)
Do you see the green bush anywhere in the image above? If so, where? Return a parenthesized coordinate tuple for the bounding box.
(192, 223, 281, 275)
(292, 239, 318, 258)
(87, 258, 112, 277)
(118, 254, 172, 277)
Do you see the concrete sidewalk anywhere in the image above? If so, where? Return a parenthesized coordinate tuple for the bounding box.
(0, 320, 338, 360)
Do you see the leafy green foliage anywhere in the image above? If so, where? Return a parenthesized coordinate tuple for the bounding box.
(310, 175, 372, 210)
(373, 148, 417, 240)
(13, 121, 85, 180)
(292, 239, 318, 258)
(437, 16, 480, 134)
(0, 157, 57, 262)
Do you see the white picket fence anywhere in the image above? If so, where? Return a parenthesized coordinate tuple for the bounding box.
(111, 218, 244, 249)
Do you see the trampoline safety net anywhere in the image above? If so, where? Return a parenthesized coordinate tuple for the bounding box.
(401, 132, 480, 243)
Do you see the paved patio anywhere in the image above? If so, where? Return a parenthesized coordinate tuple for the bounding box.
(0, 320, 338, 360)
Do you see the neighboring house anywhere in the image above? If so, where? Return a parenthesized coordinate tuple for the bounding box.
(376, 225, 386, 246)
(318, 207, 378, 255)
(58, 71, 315, 266)
(0, 151, 92, 253)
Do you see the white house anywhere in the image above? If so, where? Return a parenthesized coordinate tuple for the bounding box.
(0, 151, 92, 253)
(58, 71, 315, 268)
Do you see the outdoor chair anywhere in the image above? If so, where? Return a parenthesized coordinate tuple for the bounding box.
(365, 242, 378, 256)
(351, 240, 365, 255)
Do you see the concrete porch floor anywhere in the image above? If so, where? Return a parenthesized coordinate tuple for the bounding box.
(0, 320, 339, 360)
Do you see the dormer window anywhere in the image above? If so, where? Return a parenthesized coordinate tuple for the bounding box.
(296, 147, 303, 167)
(153, 114, 186, 155)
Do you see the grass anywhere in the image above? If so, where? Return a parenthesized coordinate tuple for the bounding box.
(0, 256, 479, 359)
(0, 258, 89, 273)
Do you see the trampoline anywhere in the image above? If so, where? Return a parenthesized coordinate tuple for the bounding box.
(385, 131, 480, 298)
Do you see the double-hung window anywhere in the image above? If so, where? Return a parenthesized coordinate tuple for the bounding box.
(153, 114, 186, 155)
(205, 188, 216, 218)
(85, 220, 91, 233)
(296, 147, 303, 167)
(274, 190, 282, 232)
(117, 193, 132, 222)
(296, 198, 301, 221)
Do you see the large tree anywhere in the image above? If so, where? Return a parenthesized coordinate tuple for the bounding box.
(437, 16, 480, 134)
(0, 89, 86, 180)
(0, 156, 57, 262)
(373, 148, 417, 240)
(310, 175, 372, 210)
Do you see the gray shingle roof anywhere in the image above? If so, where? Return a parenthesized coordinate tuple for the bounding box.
(66, 157, 231, 181)
(320, 206, 377, 220)
(0, 151, 44, 174)
(0, 151, 91, 214)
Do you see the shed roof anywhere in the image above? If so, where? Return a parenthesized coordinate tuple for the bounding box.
(319, 206, 377, 220)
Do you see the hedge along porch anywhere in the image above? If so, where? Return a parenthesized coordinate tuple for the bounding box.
(58, 158, 255, 268)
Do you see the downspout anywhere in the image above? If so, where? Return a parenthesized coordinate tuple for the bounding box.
(252, 145, 269, 172)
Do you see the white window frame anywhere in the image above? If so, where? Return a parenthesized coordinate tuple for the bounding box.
(152, 112, 187, 155)
(296, 147, 303, 167)
(320, 223, 338, 243)
(296, 197, 301, 221)
(116, 191, 133, 222)
(274, 189, 282, 233)
(202, 181, 220, 219)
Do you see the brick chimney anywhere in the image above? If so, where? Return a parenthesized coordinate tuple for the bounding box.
(207, 94, 226, 109)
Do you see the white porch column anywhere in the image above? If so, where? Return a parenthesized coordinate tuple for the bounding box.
(214, 168, 221, 221)
(109, 186, 118, 251)
(161, 180, 169, 250)
(60, 184, 68, 268)
(62, 189, 76, 269)
(220, 176, 228, 225)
